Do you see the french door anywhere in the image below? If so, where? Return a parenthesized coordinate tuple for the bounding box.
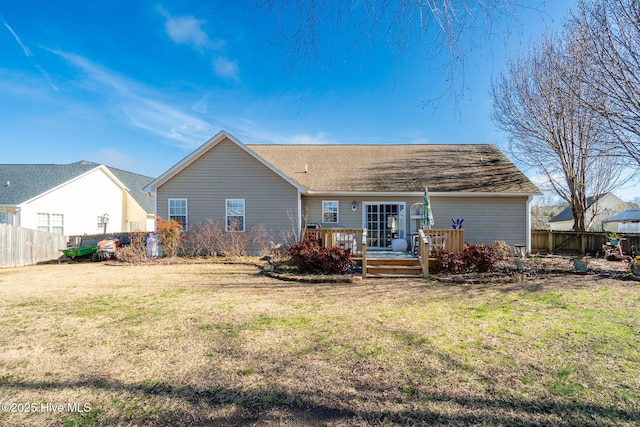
(364, 203, 405, 249)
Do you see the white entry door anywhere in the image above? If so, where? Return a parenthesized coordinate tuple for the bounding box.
(363, 203, 405, 249)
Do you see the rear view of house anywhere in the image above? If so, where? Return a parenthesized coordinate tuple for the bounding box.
(144, 131, 540, 252)
(0, 161, 155, 235)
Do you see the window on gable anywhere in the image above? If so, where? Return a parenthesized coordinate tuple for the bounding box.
(168, 199, 187, 229)
(322, 201, 339, 223)
(226, 199, 245, 232)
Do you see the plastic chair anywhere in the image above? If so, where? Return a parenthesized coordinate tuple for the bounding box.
(427, 234, 448, 252)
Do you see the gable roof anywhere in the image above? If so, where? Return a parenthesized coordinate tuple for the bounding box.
(144, 131, 306, 193)
(248, 144, 540, 193)
(0, 161, 154, 212)
(548, 193, 628, 223)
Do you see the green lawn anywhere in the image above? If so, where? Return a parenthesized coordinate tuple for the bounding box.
(0, 263, 638, 426)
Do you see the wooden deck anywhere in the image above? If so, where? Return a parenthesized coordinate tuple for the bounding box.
(302, 228, 464, 278)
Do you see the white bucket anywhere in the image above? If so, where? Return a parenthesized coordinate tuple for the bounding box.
(146, 234, 163, 258)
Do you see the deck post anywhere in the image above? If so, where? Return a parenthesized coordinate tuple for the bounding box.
(361, 229, 367, 279)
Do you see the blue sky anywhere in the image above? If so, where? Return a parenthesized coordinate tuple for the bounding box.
(1, 1, 637, 200)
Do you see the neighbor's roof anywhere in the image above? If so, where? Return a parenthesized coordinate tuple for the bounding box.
(248, 144, 540, 193)
(548, 193, 628, 223)
(0, 161, 154, 212)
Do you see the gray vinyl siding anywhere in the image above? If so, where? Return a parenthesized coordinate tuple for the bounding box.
(431, 196, 528, 246)
(156, 138, 299, 245)
(303, 195, 529, 247)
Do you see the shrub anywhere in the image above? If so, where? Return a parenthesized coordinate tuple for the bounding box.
(320, 246, 355, 275)
(156, 217, 184, 257)
(179, 219, 271, 258)
(180, 218, 225, 257)
(116, 231, 148, 263)
(431, 244, 502, 274)
(492, 240, 513, 259)
(463, 243, 502, 273)
(431, 248, 465, 273)
(287, 239, 353, 274)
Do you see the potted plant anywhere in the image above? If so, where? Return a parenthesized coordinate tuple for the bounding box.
(515, 258, 527, 272)
(631, 256, 640, 277)
(608, 232, 621, 247)
(572, 257, 589, 273)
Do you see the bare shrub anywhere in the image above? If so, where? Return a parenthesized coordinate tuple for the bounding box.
(116, 231, 148, 263)
(179, 219, 272, 258)
(249, 224, 271, 256)
(180, 218, 225, 257)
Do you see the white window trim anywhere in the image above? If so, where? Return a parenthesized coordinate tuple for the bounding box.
(168, 198, 188, 229)
(225, 198, 245, 232)
(322, 200, 339, 224)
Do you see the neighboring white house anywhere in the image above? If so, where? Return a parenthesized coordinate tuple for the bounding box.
(548, 193, 631, 232)
(0, 161, 155, 236)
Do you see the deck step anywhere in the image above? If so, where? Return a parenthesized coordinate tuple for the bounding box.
(365, 257, 423, 277)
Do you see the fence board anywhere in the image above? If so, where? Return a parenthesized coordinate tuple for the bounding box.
(0, 224, 67, 268)
(531, 230, 640, 255)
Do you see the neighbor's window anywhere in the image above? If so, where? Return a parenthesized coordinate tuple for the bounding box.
(322, 201, 339, 223)
(226, 199, 245, 232)
(51, 214, 64, 235)
(0, 210, 7, 224)
(168, 198, 187, 228)
(37, 213, 50, 232)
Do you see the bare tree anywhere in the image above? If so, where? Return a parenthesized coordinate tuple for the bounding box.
(492, 27, 629, 231)
(248, 0, 529, 106)
(572, 0, 640, 165)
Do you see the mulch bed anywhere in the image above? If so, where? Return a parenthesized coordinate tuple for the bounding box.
(431, 255, 638, 284)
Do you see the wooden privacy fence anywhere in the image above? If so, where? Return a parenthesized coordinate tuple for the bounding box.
(532, 230, 640, 255)
(0, 224, 67, 268)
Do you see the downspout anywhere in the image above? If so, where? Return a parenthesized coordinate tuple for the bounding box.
(526, 195, 533, 253)
(297, 192, 302, 241)
(151, 191, 158, 232)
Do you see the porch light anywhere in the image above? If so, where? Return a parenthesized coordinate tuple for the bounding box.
(352, 200, 357, 211)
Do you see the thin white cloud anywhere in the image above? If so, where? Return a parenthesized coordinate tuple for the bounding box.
(2, 18, 32, 57)
(157, 6, 238, 81)
(212, 56, 239, 81)
(2, 15, 59, 91)
(285, 132, 337, 145)
(50, 49, 217, 149)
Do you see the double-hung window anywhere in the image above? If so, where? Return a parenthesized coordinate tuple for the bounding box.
(226, 199, 245, 232)
(51, 214, 64, 235)
(322, 201, 339, 223)
(37, 213, 64, 234)
(168, 199, 187, 229)
(37, 213, 50, 232)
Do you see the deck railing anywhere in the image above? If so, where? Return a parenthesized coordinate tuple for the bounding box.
(416, 228, 465, 277)
(418, 229, 464, 253)
(302, 228, 368, 278)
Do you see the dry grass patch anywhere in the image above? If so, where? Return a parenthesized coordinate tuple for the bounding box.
(0, 263, 638, 426)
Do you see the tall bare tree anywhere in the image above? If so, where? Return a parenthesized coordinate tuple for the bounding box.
(492, 27, 629, 231)
(248, 1, 528, 106)
(572, 0, 640, 165)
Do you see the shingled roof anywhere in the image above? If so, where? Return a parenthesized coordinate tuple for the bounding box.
(0, 161, 154, 212)
(248, 144, 539, 193)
